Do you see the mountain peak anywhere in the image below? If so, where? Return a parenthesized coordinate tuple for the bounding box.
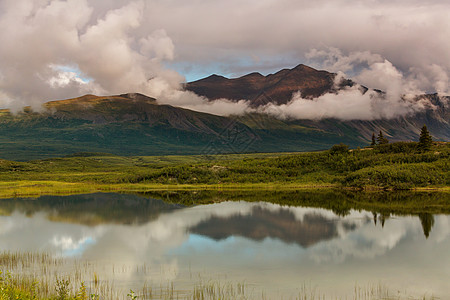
(119, 93, 157, 103)
(186, 63, 335, 105)
(292, 64, 317, 72)
(208, 74, 228, 80)
(242, 72, 264, 78)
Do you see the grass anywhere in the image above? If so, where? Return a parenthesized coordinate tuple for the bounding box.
(0, 251, 439, 300)
(0, 180, 338, 199)
(0, 142, 448, 197)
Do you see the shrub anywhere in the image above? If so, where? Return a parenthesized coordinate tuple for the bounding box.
(374, 142, 418, 154)
(329, 143, 349, 155)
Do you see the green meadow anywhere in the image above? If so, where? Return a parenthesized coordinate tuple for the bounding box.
(0, 142, 450, 198)
(0, 141, 448, 198)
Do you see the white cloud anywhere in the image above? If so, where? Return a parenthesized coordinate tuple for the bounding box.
(140, 29, 175, 61)
(259, 86, 437, 121)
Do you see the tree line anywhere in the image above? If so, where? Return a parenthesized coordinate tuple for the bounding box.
(370, 125, 433, 151)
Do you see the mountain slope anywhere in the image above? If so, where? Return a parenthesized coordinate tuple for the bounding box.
(0, 93, 365, 160)
(0, 93, 258, 160)
(186, 64, 346, 105)
(187, 65, 449, 142)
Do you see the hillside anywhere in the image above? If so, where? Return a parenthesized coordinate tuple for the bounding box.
(0, 93, 363, 160)
(0, 65, 449, 160)
(238, 93, 449, 142)
(0, 93, 259, 160)
(186, 64, 449, 141)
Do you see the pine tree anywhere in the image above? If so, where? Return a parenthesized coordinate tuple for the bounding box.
(418, 125, 432, 151)
(377, 131, 388, 145)
(419, 213, 434, 239)
(370, 133, 376, 146)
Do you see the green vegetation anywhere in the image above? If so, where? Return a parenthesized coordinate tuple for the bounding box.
(376, 131, 389, 145)
(370, 133, 376, 147)
(0, 142, 448, 196)
(418, 125, 433, 151)
(0, 104, 364, 161)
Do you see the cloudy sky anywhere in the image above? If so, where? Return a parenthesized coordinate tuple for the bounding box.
(0, 0, 449, 118)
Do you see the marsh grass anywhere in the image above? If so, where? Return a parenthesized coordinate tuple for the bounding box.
(0, 180, 337, 199)
(0, 251, 63, 269)
(0, 251, 439, 300)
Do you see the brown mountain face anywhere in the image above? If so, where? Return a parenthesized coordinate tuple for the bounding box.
(186, 64, 449, 142)
(186, 64, 345, 105)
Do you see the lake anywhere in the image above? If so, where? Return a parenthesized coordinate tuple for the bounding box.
(0, 192, 449, 299)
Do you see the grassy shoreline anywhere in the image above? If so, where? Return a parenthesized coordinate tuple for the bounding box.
(0, 180, 339, 199)
(1, 182, 449, 220)
(0, 180, 449, 200)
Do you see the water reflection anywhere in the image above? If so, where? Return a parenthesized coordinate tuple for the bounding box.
(190, 205, 359, 247)
(419, 213, 435, 238)
(0, 192, 449, 298)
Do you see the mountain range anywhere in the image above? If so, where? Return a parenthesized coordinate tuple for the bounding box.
(0, 64, 448, 160)
(186, 64, 349, 105)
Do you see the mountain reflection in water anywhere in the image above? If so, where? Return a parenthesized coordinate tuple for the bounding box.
(190, 205, 358, 247)
(0, 192, 449, 298)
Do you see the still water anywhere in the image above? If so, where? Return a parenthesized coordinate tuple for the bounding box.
(0, 192, 449, 299)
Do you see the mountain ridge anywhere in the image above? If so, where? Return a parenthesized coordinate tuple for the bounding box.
(0, 64, 448, 160)
(186, 63, 345, 105)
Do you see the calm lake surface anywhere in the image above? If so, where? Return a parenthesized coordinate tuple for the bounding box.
(0, 192, 449, 299)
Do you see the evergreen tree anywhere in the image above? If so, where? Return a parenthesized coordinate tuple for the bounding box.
(418, 125, 432, 151)
(370, 133, 376, 146)
(419, 213, 435, 239)
(377, 131, 389, 144)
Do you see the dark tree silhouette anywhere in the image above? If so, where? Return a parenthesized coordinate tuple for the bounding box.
(377, 131, 389, 145)
(370, 133, 376, 146)
(418, 125, 433, 151)
(419, 213, 435, 239)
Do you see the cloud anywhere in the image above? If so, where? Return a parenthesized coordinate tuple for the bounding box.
(259, 86, 429, 121)
(305, 48, 385, 75)
(0, 0, 448, 120)
(138, 0, 450, 81)
(157, 89, 252, 116)
(0, 0, 254, 116)
(140, 29, 175, 61)
(261, 49, 445, 121)
(0, 0, 178, 110)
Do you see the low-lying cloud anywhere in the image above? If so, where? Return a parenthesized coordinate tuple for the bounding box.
(260, 86, 433, 121)
(257, 52, 446, 121)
